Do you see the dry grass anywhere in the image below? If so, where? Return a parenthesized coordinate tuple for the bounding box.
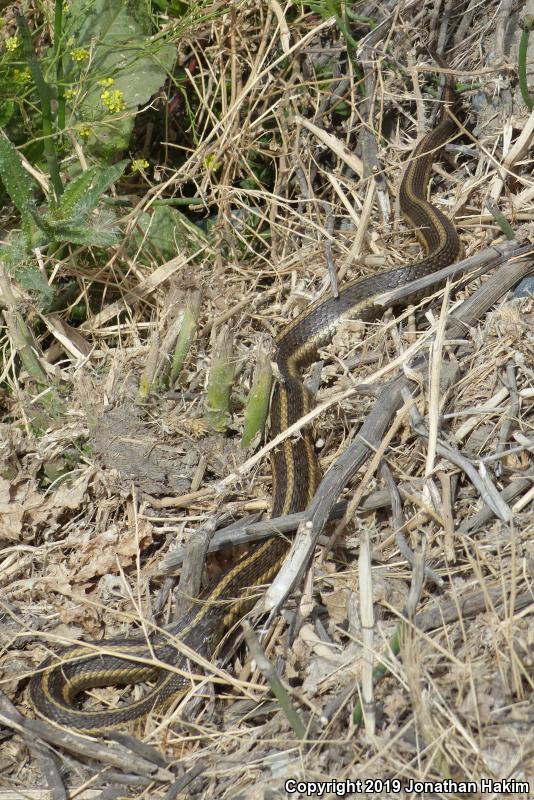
(1, 0, 533, 797)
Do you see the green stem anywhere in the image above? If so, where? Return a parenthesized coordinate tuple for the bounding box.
(352, 628, 401, 725)
(518, 16, 534, 111)
(151, 197, 205, 206)
(15, 8, 63, 200)
(485, 199, 515, 240)
(326, 0, 358, 50)
(242, 621, 307, 740)
(54, 0, 65, 131)
(241, 339, 272, 448)
(0, 265, 59, 415)
(169, 290, 201, 386)
(205, 326, 234, 432)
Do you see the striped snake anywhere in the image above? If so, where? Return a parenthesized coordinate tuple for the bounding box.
(29, 57, 461, 734)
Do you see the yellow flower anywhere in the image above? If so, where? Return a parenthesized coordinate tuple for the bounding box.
(204, 153, 221, 172)
(78, 125, 92, 140)
(71, 48, 89, 62)
(131, 159, 149, 173)
(13, 67, 31, 84)
(5, 36, 19, 53)
(98, 77, 114, 87)
(100, 88, 126, 113)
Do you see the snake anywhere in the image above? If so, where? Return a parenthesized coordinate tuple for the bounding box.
(29, 57, 461, 734)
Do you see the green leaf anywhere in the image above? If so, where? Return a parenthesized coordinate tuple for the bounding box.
(56, 165, 100, 218)
(27, 202, 119, 247)
(69, 159, 128, 218)
(56, 159, 128, 222)
(125, 204, 206, 264)
(0, 238, 28, 268)
(0, 101, 15, 127)
(0, 236, 54, 304)
(49, 223, 119, 246)
(0, 131, 37, 224)
(12, 262, 55, 304)
(25, 209, 53, 238)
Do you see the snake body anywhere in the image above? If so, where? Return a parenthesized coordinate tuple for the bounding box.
(29, 60, 461, 733)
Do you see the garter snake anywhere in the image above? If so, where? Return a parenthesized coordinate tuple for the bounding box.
(29, 57, 461, 734)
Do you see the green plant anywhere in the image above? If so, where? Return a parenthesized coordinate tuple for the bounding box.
(519, 15, 534, 110)
(60, 0, 176, 159)
(15, 6, 64, 199)
(0, 0, 184, 305)
(304, 0, 358, 49)
(0, 131, 128, 301)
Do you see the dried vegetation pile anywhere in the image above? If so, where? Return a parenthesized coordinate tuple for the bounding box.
(1, 0, 533, 797)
